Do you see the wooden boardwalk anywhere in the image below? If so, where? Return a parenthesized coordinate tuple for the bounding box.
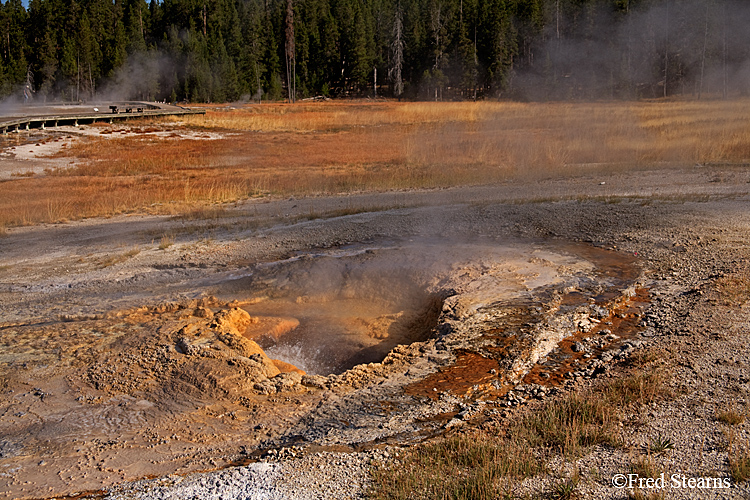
(0, 101, 205, 134)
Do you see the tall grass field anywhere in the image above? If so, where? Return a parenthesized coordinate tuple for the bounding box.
(2, 99, 749, 227)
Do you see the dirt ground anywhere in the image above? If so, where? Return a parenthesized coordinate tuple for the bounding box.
(1, 148, 750, 498)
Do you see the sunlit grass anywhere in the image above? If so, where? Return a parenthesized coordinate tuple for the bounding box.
(369, 356, 672, 500)
(98, 247, 140, 268)
(715, 271, 750, 307)
(368, 433, 539, 500)
(2, 99, 750, 227)
(158, 233, 175, 250)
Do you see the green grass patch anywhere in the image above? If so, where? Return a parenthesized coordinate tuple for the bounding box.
(648, 434, 675, 454)
(520, 392, 619, 457)
(368, 434, 539, 500)
(549, 471, 580, 500)
(603, 366, 671, 407)
(368, 362, 672, 500)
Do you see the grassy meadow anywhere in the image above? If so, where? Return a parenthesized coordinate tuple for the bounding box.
(2, 99, 750, 227)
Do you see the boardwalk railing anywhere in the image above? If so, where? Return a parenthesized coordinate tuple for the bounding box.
(0, 102, 205, 134)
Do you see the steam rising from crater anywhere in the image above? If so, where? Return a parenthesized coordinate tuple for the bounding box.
(218, 238, 601, 375)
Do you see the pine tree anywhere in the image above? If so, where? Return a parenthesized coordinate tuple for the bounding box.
(390, 4, 404, 97)
(124, 0, 149, 54)
(237, 0, 267, 100)
(76, 11, 101, 100)
(103, 2, 128, 78)
(185, 27, 211, 102)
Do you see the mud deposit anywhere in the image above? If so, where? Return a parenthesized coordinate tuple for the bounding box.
(0, 223, 643, 499)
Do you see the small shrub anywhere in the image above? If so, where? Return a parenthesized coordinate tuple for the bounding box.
(649, 434, 674, 454)
(98, 247, 141, 268)
(159, 234, 175, 250)
(629, 453, 663, 481)
(715, 272, 750, 306)
(123, 247, 140, 259)
(522, 392, 618, 457)
(626, 347, 664, 367)
(730, 446, 750, 482)
(549, 472, 579, 500)
(717, 409, 746, 426)
(604, 367, 670, 407)
(367, 434, 539, 500)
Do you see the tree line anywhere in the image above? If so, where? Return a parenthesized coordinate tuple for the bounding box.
(0, 0, 748, 103)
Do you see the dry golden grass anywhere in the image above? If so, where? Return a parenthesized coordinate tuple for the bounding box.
(520, 391, 620, 458)
(369, 353, 673, 500)
(731, 446, 750, 482)
(368, 432, 539, 500)
(97, 247, 140, 268)
(3, 99, 750, 227)
(626, 489, 666, 500)
(717, 408, 747, 426)
(715, 271, 750, 307)
(158, 233, 175, 250)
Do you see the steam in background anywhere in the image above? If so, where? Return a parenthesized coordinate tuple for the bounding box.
(97, 51, 179, 103)
(0, 93, 23, 116)
(510, 0, 750, 100)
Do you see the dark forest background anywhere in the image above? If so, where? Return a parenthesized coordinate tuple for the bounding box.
(1, 0, 749, 103)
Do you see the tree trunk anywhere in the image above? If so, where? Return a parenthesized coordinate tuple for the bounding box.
(390, 6, 404, 97)
(285, 0, 296, 103)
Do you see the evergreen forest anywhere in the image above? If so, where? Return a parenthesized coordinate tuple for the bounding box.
(0, 0, 749, 103)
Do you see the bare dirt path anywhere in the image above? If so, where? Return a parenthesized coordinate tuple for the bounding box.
(1, 164, 750, 499)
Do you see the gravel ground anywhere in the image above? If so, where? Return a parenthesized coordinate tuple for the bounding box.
(2, 164, 750, 499)
(105, 449, 383, 500)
